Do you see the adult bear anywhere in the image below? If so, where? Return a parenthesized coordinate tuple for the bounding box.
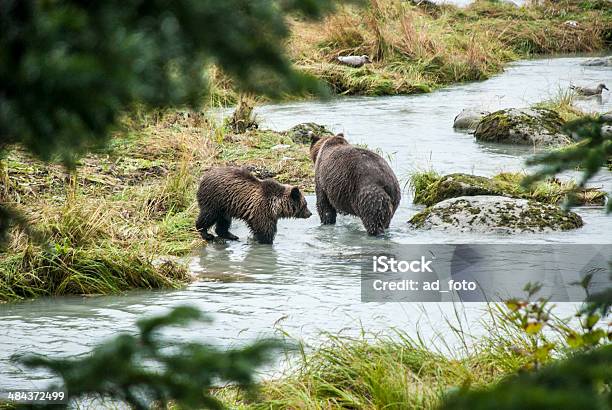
(310, 133, 401, 236)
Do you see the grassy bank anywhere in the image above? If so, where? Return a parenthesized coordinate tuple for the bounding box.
(215, 299, 609, 409)
(212, 0, 612, 102)
(0, 110, 313, 302)
(217, 330, 528, 409)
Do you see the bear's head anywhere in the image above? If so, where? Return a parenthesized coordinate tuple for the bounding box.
(309, 133, 347, 163)
(262, 180, 312, 219)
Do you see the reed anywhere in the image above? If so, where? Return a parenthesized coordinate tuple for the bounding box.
(282, 0, 612, 98)
(215, 303, 544, 409)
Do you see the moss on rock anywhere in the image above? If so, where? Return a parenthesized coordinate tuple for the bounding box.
(411, 173, 504, 206)
(410, 171, 607, 206)
(408, 196, 583, 233)
(284, 122, 333, 144)
(473, 108, 571, 146)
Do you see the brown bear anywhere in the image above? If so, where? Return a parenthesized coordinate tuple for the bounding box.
(310, 133, 401, 236)
(196, 167, 312, 244)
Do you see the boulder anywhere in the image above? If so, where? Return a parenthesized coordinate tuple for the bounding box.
(284, 123, 333, 144)
(411, 172, 606, 206)
(580, 56, 612, 67)
(409, 196, 583, 234)
(474, 108, 571, 146)
(453, 108, 491, 131)
(413, 173, 503, 206)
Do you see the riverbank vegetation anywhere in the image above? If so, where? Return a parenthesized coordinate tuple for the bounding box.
(0, 111, 314, 302)
(213, 0, 612, 101)
(212, 283, 609, 409)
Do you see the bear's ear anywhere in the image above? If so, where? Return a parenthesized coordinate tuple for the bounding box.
(310, 132, 321, 147)
(289, 186, 301, 200)
(262, 178, 284, 196)
(336, 132, 345, 139)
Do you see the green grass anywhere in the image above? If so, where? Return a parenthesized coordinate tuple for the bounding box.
(0, 244, 188, 301)
(215, 304, 550, 409)
(409, 170, 607, 206)
(533, 90, 595, 122)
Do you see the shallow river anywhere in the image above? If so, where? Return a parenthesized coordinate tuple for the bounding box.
(1, 56, 611, 389)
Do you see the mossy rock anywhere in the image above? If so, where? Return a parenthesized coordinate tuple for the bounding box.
(413, 173, 504, 206)
(284, 123, 333, 144)
(453, 108, 491, 131)
(474, 108, 571, 146)
(411, 172, 607, 207)
(409, 196, 583, 234)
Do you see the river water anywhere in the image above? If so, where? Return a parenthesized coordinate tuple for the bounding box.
(1, 56, 611, 390)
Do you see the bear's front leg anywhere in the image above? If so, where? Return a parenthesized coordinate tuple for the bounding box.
(249, 220, 277, 244)
(316, 188, 337, 225)
(215, 215, 239, 240)
(196, 211, 216, 241)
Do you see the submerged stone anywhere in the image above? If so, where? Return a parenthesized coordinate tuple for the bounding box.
(580, 56, 612, 67)
(474, 108, 571, 146)
(453, 108, 491, 131)
(408, 196, 583, 234)
(284, 123, 333, 144)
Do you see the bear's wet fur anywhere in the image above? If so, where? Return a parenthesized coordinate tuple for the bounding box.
(310, 134, 401, 236)
(196, 167, 312, 244)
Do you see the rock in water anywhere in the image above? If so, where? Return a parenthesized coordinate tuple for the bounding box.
(474, 108, 571, 146)
(453, 108, 491, 131)
(413, 173, 504, 206)
(411, 172, 606, 207)
(580, 57, 612, 67)
(284, 123, 333, 144)
(409, 196, 583, 234)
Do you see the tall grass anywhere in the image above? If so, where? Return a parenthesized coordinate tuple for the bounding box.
(286, 0, 611, 96)
(0, 244, 188, 301)
(533, 89, 592, 122)
(140, 159, 196, 219)
(217, 303, 544, 409)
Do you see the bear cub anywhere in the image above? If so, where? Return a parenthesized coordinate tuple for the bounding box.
(310, 133, 401, 236)
(196, 167, 312, 244)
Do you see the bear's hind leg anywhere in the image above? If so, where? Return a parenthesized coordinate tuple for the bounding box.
(215, 214, 239, 240)
(357, 187, 394, 236)
(316, 189, 337, 225)
(196, 211, 217, 241)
